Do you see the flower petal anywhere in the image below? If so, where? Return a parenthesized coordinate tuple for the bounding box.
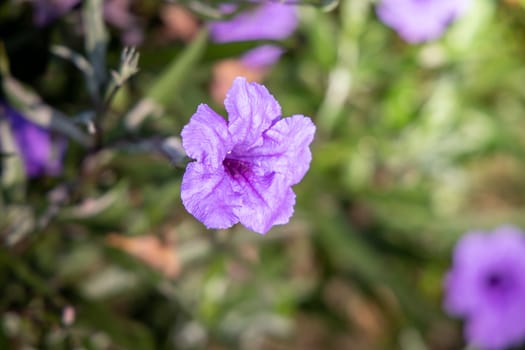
(32, 0, 81, 26)
(376, 0, 467, 43)
(225, 77, 281, 150)
(181, 104, 231, 168)
(466, 308, 525, 350)
(181, 162, 239, 229)
(231, 172, 295, 234)
(233, 115, 315, 186)
(240, 45, 285, 69)
(444, 231, 489, 316)
(5, 103, 65, 178)
(209, 3, 298, 43)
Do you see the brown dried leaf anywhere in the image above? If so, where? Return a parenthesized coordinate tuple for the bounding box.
(107, 233, 181, 278)
(211, 59, 268, 104)
(160, 4, 200, 42)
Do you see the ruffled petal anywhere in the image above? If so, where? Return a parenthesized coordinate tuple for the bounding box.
(181, 104, 231, 168)
(231, 172, 295, 234)
(225, 77, 282, 150)
(233, 115, 315, 186)
(181, 162, 239, 229)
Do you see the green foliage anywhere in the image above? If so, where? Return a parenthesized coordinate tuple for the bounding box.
(2, 0, 525, 349)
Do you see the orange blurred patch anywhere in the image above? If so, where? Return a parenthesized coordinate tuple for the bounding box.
(107, 233, 181, 278)
(160, 4, 200, 42)
(211, 59, 268, 104)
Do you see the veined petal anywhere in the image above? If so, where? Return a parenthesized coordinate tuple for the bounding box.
(225, 77, 281, 150)
(231, 172, 295, 234)
(181, 162, 239, 229)
(181, 104, 231, 168)
(233, 115, 315, 186)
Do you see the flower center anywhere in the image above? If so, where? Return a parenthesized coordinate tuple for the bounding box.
(487, 273, 504, 287)
(483, 269, 516, 302)
(223, 157, 251, 177)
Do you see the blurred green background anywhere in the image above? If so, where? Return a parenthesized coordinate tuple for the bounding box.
(2, 0, 525, 349)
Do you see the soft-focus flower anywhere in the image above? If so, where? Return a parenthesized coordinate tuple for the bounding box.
(30, 0, 80, 26)
(211, 45, 284, 103)
(159, 4, 200, 42)
(181, 77, 315, 234)
(103, 0, 143, 45)
(0, 101, 65, 178)
(376, 0, 468, 43)
(239, 45, 285, 69)
(444, 226, 525, 350)
(209, 3, 298, 43)
(30, 0, 143, 45)
(209, 3, 297, 102)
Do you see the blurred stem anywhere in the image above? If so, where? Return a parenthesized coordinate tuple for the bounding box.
(111, 136, 189, 167)
(82, 0, 108, 149)
(125, 29, 209, 131)
(0, 117, 26, 200)
(102, 47, 140, 112)
(51, 45, 98, 103)
(2, 73, 92, 148)
(83, 0, 108, 105)
(0, 41, 10, 75)
(317, 0, 370, 135)
(93, 48, 140, 149)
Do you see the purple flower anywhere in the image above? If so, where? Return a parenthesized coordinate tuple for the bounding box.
(180, 77, 315, 234)
(31, 0, 80, 26)
(240, 45, 285, 69)
(103, 0, 144, 45)
(1, 102, 65, 178)
(209, 3, 298, 43)
(30, 0, 143, 45)
(444, 226, 525, 350)
(376, 0, 469, 43)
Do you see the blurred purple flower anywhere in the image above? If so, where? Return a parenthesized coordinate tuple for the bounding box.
(444, 226, 525, 350)
(376, 0, 468, 43)
(30, 0, 143, 45)
(240, 45, 284, 69)
(103, 0, 143, 45)
(181, 77, 315, 234)
(209, 3, 298, 43)
(31, 0, 80, 26)
(1, 101, 65, 178)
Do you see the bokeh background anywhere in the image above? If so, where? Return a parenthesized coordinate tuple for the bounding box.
(2, 0, 525, 349)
